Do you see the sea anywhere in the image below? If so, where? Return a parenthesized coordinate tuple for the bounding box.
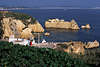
(8, 9, 100, 42)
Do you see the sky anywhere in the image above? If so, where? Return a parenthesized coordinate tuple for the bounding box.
(0, 0, 100, 8)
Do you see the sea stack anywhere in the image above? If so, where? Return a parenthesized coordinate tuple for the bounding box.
(45, 19, 80, 30)
(81, 24, 91, 29)
(44, 32, 50, 36)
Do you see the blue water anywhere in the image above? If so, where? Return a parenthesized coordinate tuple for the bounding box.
(9, 9, 100, 42)
(1, 0, 100, 8)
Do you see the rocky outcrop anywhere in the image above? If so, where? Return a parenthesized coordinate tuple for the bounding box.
(81, 24, 91, 29)
(63, 42, 85, 55)
(70, 20, 80, 29)
(0, 13, 44, 39)
(58, 40, 100, 55)
(44, 32, 50, 36)
(2, 17, 25, 38)
(85, 40, 99, 48)
(28, 21, 44, 32)
(45, 19, 80, 30)
(20, 28, 34, 39)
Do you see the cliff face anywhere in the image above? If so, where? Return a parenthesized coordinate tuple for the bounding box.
(2, 18, 25, 38)
(70, 19, 80, 29)
(0, 11, 44, 39)
(28, 21, 44, 32)
(20, 28, 34, 39)
(45, 19, 80, 30)
(2, 18, 13, 39)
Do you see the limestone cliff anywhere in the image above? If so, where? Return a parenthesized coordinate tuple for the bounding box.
(28, 21, 44, 32)
(70, 19, 80, 29)
(45, 19, 80, 30)
(20, 28, 34, 39)
(0, 11, 44, 39)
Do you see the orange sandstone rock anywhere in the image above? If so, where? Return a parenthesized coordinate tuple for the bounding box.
(45, 19, 80, 30)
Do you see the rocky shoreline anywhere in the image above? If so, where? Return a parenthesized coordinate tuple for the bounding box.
(30, 40, 99, 55)
(0, 11, 44, 39)
(57, 40, 99, 55)
(0, 11, 99, 55)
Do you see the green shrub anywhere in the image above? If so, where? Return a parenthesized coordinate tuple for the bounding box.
(0, 41, 89, 67)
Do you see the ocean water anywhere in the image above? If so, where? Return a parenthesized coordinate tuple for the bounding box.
(10, 9, 100, 42)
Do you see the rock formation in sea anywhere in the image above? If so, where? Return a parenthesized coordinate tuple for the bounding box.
(44, 32, 50, 36)
(81, 24, 91, 29)
(45, 19, 80, 30)
(0, 11, 44, 39)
